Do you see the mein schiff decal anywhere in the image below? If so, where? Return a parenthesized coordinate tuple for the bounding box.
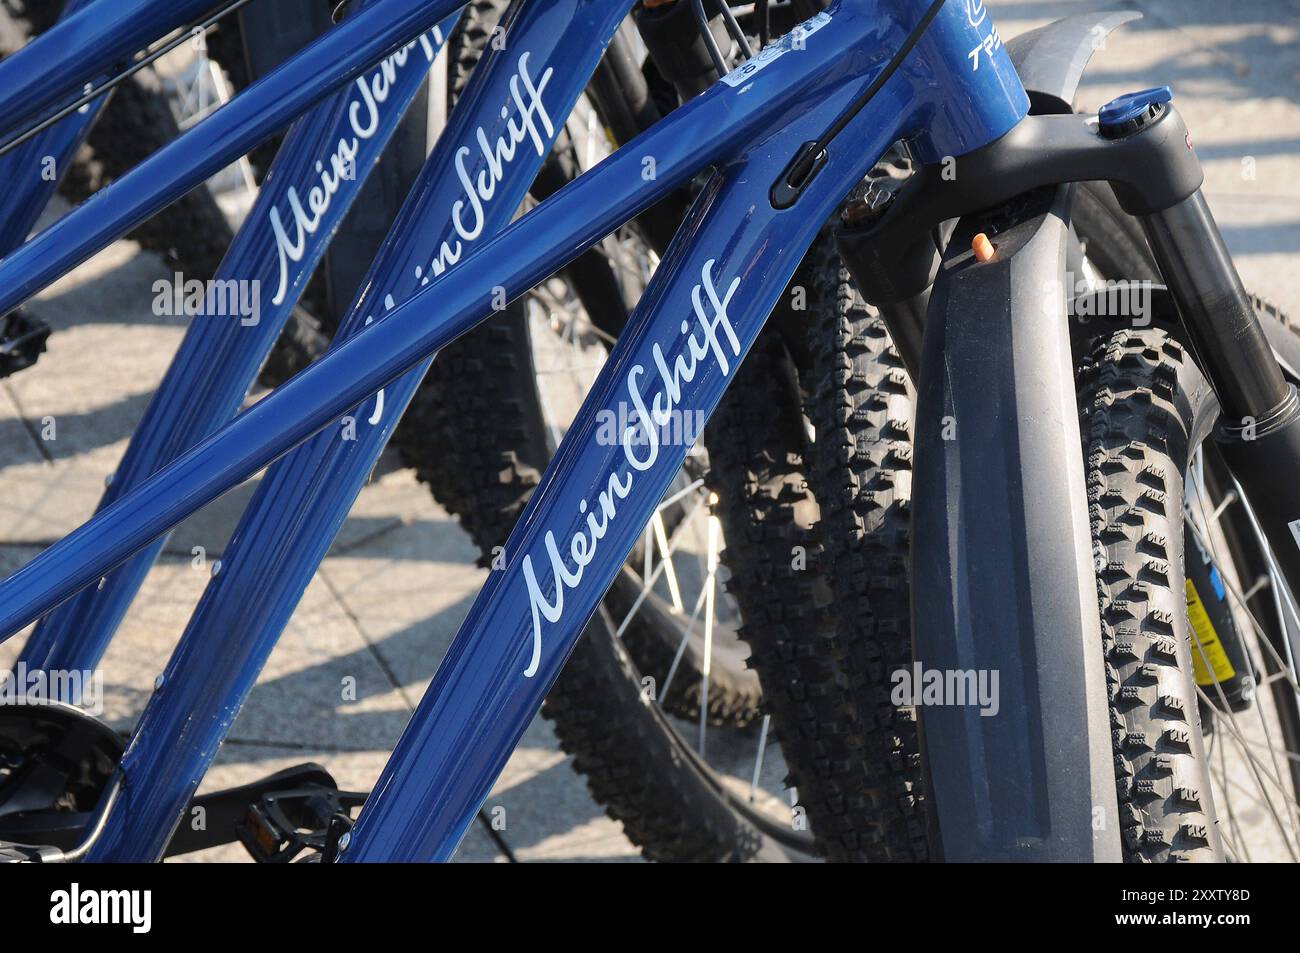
(520, 259, 742, 677)
(357, 50, 555, 426)
(279, 46, 556, 429)
(421, 51, 554, 284)
(269, 26, 445, 306)
(365, 51, 555, 335)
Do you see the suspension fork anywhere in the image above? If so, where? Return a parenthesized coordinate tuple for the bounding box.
(1102, 97, 1300, 619)
(1157, 191, 1300, 618)
(834, 79, 1300, 613)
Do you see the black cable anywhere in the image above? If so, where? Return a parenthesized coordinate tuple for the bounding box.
(690, 0, 730, 76)
(781, 0, 946, 194)
(716, 1, 754, 60)
(0, 0, 256, 159)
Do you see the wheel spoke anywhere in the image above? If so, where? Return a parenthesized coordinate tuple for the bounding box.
(1186, 453, 1300, 858)
(697, 513, 721, 758)
(749, 714, 771, 804)
(1213, 732, 1252, 863)
(615, 494, 709, 638)
(1194, 679, 1300, 859)
(1183, 509, 1300, 697)
(652, 512, 684, 612)
(660, 584, 710, 703)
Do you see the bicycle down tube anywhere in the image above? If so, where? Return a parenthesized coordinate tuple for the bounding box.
(84, 0, 635, 862)
(18, 3, 463, 682)
(0, 0, 1026, 860)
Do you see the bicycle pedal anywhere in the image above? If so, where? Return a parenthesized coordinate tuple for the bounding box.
(0, 309, 51, 379)
(236, 783, 366, 863)
(0, 701, 124, 852)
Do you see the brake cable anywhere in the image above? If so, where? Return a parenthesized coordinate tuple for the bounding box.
(0, 0, 256, 159)
(689, 0, 754, 77)
(771, 0, 946, 208)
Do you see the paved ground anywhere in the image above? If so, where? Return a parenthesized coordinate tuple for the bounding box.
(0, 1, 1297, 862)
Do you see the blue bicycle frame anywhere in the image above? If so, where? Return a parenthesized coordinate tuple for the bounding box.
(0, 0, 218, 143)
(90, 0, 635, 861)
(20, 0, 464, 679)
(0, 0, 1027, 861)
(0, 0, 104, 254)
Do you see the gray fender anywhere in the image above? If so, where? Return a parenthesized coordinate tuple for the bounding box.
(1007, 10, 1140, 110)
(910, 13, 1141, 862)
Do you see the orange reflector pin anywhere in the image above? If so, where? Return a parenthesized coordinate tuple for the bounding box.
(972, 232, 996, 262)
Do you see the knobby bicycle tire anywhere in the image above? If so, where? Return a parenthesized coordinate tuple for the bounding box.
(807, 175, 1300, 860)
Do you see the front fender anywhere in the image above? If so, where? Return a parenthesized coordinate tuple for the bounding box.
(1006, 10, 1141, 111)
(907, 12, 1147, 860)
(911, 184, 1120, 861)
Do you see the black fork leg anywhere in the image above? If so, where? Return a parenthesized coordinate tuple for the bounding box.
(1140, 191, 1289, 416)
(1137, 190, 1300, 606)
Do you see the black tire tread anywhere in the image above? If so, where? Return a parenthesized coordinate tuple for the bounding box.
(544, 609, 781, 862)
(1076, 327, 1221, 862)
(702, 328, 848, 851)
(802, 233, 928, 861)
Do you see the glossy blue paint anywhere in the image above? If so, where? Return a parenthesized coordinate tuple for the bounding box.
(0, 0, 1028, 862)
(0, 0, 465, 320)
(0, 0, 103, 254)
(17, 5, 462, 683)
(0, 0, 215, 142)
(85, 0, 634, 863)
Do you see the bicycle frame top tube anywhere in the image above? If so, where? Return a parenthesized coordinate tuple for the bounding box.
(84, 0, 635, 862)
(0, 0, 465, 320)
(19, 3, 463, 681)
(342, 0, 1029, 861)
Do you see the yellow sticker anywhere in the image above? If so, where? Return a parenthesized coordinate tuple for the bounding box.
(1185, 578, 1236, 685)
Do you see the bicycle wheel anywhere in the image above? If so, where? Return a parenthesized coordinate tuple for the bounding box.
(1185, 433, 1300, 861)
(787, 227, 926, 862)
(1075, 321, 1223, 861)
(1069, 223, 1300, 860)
